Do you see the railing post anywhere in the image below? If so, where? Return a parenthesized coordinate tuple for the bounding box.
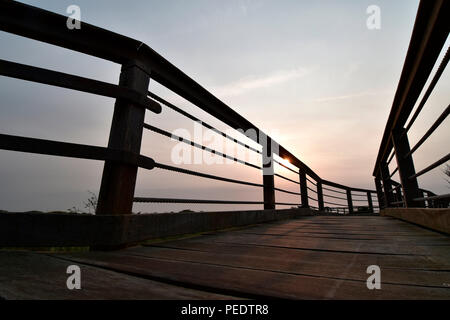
(367, 191, 374, 213)
(299, 168, 309, 208)
(392, 129, 424, 207)
(346, 189, 354, 214)
(317, 180, 324, 211)
(427, 191, 434, 208)
(380, 165, 393, 207)
(374, 177, 384, 209)
(393, 186, 402, 207)
(96, 63, 150, 215)
(262, 137, 275, 210)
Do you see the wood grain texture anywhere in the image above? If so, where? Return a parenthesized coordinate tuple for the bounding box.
(381, 208, 450, 234)
(1, 216, 449, 299)
(0, 252, 238, 300)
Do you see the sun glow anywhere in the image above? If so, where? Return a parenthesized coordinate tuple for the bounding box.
(274, 156, 298, 172)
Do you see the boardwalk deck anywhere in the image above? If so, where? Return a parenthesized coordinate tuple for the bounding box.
(1, 215, 449, 299)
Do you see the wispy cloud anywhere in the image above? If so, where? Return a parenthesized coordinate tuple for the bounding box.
(312, 89, 393, 103)
(212, 67, 311, 98)
(240, 4, 248, 16)
(343, 62, 361, 79)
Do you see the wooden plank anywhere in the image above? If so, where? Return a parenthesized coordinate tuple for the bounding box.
(244, 221, 442, 232)
(197, 219, 450, 247)
(244, 228, 442, 238)
(262, 137, 275, 210)
(182, 233, 432, 255)
(299, 169, 309, 207)
(267, 217, 431, 227)
(0, 133, 155, 169)
(190, 215, 450, 256)
(392, 129, 423, 207)
(0, 58, 161, 113)
(241, 220, 441, 235)
(226, 226, 450, 242)
(252, 223, 439, 232)
(60, 251, 450, 299)
(142, 241, 449, 269)
(381, 208, 450, 234)
(96, 64, 150, 216)
(233, 230, 449, 241)
(125, 246, 450, 288)
(0, 251, 237, 300)
(3, 216, 449, 299)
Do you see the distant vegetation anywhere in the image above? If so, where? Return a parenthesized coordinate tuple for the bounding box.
(444, 164, 450, 187)
(0, 191, 98, 215)
(68, 191, 98, 214)
(1, 190, 197, 215)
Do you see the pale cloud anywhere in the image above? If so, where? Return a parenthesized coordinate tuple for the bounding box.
(240, 4, 248, 16)
(343, 62, 362, 79)
(212, 67, 311, 98)
(312, 89, 393, 103)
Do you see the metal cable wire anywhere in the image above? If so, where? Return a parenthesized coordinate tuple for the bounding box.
(410, 153, 450, 180)
(153, 161, 305, 196)
(385, 150, 396, 167)
(350, 192, 369, 197)
(273, 159, 299, 174)
(324, 201, 348, 207)
(322, 187, 347, 195)
(134, 197, 264, 205)
(306, 177, 317, 186)
(389, 167, 399, 178)
(322, 193, 347, 201)
(135, 198, 301, 207)
(274, 188, 301, 196)
(406, 104, 450, 158)
(153, 162, 264, 188)
(405, 46, 450, 134)
(306, 186, 318, 194)
(387, 185, 401, 193)
(148, 91, 261, 154)
(274, 173, 300, 185)
(144, 123, 262, 170)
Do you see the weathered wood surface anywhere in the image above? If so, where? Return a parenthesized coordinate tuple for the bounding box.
(0, 251, 237, 300)
(1, 216, 449, 299)
(381, 208, 450, 234)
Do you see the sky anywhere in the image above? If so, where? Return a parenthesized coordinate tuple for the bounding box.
(0, 0, 448, 213)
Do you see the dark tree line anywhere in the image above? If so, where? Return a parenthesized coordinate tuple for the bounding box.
(445, 164, 450, 187)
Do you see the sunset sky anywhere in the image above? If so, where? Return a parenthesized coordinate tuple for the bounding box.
(0, 0, 448, 212)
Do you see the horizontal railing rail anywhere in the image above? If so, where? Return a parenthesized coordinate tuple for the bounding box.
(373, 0, 449, 209)
(0, 1, 377, 216)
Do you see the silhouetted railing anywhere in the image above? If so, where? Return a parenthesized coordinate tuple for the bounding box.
(0, 1, 377, 215)
(373, 0, 449, 209)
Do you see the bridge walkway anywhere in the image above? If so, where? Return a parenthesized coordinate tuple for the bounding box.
(1, 215, 449, 299)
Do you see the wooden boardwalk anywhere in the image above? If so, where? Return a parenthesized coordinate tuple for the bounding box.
(1, 215, 450, 299)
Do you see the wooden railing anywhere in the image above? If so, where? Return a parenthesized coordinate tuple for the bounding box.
(373, 0, 449, 209)
(0, 1, 377, 216)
